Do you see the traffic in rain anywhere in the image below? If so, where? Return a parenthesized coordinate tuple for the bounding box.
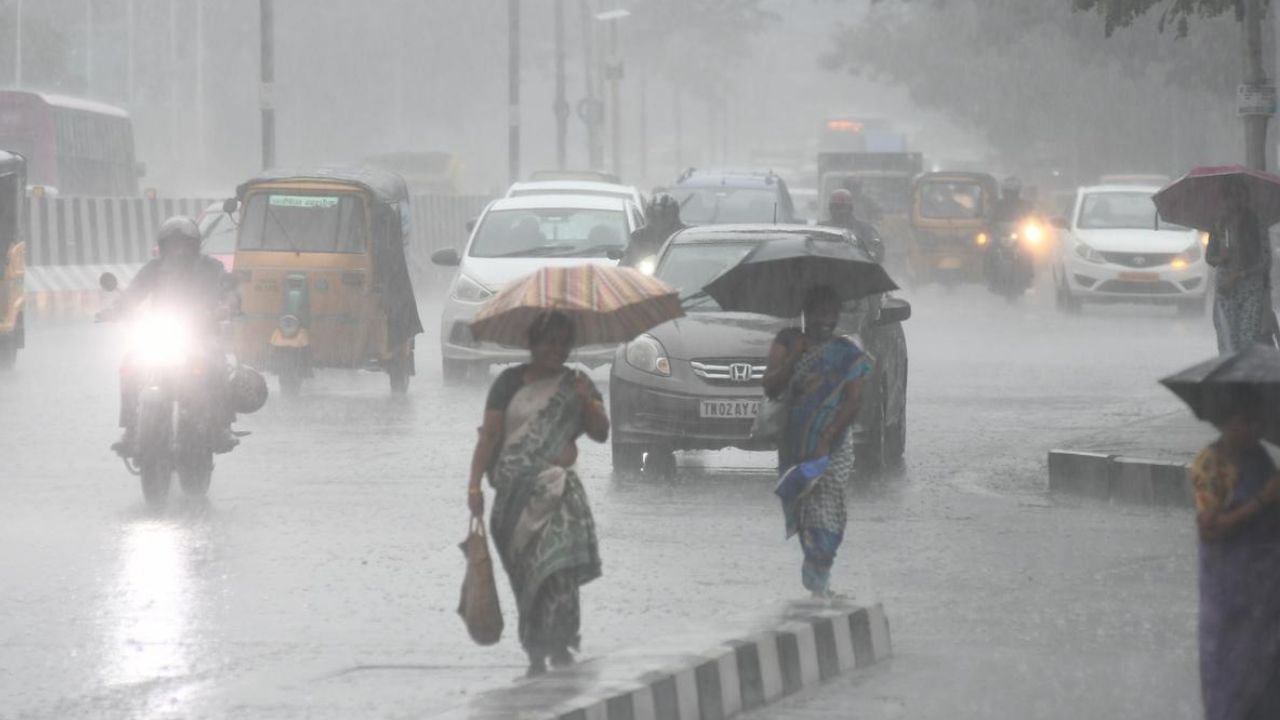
(3, 1, 1280, 719)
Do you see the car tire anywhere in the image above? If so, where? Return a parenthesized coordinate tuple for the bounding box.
(1056, 275, 1082, 314)
(642, 448, 677, 478)
(855, 385, 888, 475)
(611, 440, 643, 474)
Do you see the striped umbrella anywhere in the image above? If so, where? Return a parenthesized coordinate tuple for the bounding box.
(470, 264, 684, 347)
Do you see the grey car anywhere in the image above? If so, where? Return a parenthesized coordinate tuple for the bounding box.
(608, 224, 910, 475)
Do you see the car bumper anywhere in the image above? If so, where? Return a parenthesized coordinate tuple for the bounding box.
(1063, 257, 1208, 303)
(439, 296, 617, 366)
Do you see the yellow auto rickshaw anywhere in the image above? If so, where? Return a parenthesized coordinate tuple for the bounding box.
(0, 151, 26, 369)
(227, 167, 423, 395)
(908, 171, 999, 288)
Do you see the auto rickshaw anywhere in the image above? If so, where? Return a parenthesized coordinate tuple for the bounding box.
(227, 167, 423, 395)
(0, 151, 26, 370)
(907, 171, 999, 287)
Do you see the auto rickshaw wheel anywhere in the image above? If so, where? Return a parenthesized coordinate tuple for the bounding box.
(278, 367, 303, 397)
(0, 312, 19, 370)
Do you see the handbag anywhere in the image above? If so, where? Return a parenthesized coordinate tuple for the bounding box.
(457, 517, 504, 646)
(750, 391, 787, 444)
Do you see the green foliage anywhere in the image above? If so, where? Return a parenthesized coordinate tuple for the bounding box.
(1072, 0, 1238, 37)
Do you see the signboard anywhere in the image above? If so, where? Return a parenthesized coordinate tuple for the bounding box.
(269, 195, 338, 209)
(1238, 84, 1277, 115)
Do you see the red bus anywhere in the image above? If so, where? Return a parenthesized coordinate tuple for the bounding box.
(0, 90, 141, 196)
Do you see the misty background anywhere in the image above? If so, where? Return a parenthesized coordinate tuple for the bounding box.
(0, 0, 1268, 196)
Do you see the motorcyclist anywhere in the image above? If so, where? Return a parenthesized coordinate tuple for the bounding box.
(985, 177, 1039, 292)
(992, 176, 1035, 224)
(843, 178, 884, 226)
(824, 189, 881, 243)
(100, 216, 240, 456)
(623, 193, 686, 269)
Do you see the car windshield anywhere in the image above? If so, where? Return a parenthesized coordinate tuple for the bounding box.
(655, 242, 755, 311)
(671, 187, 781, 224)
(199, 212, 237, 255)
(469, 207, 628, 258)
(1078, 192, 1188, 231)
(238, 193, 367, 253)
(919, 180, 985, 219)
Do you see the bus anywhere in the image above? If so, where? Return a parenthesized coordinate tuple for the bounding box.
(0, 90, 141, 196)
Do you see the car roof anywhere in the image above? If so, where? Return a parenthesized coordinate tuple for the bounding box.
(1078, 184, 1161, 195)
(668, 223, 850, 244)
(675, 169, 783, 189)
(486, 193, 630, 212)
(508, 180, 637, 195)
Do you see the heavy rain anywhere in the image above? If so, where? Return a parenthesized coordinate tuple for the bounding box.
(1, 1, 1279, 719)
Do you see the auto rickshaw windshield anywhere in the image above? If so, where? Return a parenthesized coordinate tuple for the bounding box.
(238, 193, 367, 253)
(919, 180, 986, 220)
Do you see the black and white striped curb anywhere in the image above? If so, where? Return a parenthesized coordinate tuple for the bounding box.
(1048, 450, 1191, 508)
(433, 602, 891, 720)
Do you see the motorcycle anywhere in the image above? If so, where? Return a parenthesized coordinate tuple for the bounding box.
(98, 272, 264, 506)
(984, 216, 1044, 301)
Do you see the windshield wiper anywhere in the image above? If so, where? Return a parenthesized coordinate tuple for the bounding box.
(566, 244, 625, 257)
(493, 244, 575, 258)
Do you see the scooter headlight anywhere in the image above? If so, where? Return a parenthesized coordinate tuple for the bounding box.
(131, 310, 192, 366)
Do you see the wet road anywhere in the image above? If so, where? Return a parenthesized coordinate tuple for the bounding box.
(1, 284, 1213, 719)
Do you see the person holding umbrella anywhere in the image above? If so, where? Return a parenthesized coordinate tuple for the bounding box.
(1162, 347, 1280, 718)
(464, 264, 682, 676)
(762, 285, 872, 599)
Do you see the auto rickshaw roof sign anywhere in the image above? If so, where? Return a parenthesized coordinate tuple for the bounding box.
(269, 195, 339, 209)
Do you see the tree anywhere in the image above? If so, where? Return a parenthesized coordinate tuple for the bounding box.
(1072, 0, 1237, 37)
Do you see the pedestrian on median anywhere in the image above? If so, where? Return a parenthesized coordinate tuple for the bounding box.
(1206, 178, 1279, 354)
(1189, 390, 1280, 719)
(762, 285, 871, 599)
(466, 310, 608, 678)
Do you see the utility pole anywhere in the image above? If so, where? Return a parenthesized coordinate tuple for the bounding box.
(169, 0, 179, 163)
(126, 0, 134, 103)
(260, 0, 276, 170)
(639, 74, 647, 184)
(554, 0, 568, 169)
(1240, 0, 1274, 170)
(674, 85, 683, 172)
(580, 0, 603, 170)
(600, 10, 627, 177)
(13, 0, 22, 88)
(508, 0, 521, 184)
(85, 0, 94, 96)
(195, 0, 206, 165)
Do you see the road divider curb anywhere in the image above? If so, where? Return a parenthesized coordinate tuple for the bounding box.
(432, 601, 891, 720)
(1048, 450, 1191, 508)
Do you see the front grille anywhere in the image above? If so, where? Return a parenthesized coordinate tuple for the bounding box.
(1100, 252, 1176, 268)
(690, 359, 766, 386)
(1095, 279, 1182, 295)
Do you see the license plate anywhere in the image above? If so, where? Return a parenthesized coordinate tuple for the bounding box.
(699, 399, 760, 419)
(938, 257, 963, 270)
(1118, 271, 1159, 282)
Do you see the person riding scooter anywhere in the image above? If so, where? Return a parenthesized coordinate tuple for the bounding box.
(623, 193, 685, 270)
(99, 216, 240, 456)
(984, 177, 1039, 297)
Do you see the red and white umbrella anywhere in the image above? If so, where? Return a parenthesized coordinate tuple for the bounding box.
(1154, 164, 1280, 230)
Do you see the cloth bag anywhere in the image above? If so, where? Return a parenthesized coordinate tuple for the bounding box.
(750, 392, 787, 444)
(457, 517, 504, 646)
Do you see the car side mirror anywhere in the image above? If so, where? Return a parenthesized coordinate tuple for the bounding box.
(877, 297, 911, 325)
(465, 218, 477, 234)
(99, 272, 119, 292)
(431, 248, 461, 267)
(223, 197, 239, 214)
(1051, 216, 1069, 230)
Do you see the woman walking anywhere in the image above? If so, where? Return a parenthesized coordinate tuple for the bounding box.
(762, 286, 871, 599)
(1207, 180, 1277, 354)
(466, 311, 608, 677)
(1191, 395, 1280, 719)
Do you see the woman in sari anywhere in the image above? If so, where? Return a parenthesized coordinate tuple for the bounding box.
(1191, 396, 1280, 719)
(466, 311, 609, 677)
(1207, 180, 1277, 354)
(762, 286, 871, 599)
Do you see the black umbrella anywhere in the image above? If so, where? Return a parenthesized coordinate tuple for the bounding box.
(702, 234, 899, 318)
(1160, 345, 1280, 442)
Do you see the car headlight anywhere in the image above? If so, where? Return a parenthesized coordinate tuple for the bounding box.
(1170, 241, 1203, 270)
(451, 273, 493, 303)
(1074, 241, 1105, 264)
(625, 333, 670, 376)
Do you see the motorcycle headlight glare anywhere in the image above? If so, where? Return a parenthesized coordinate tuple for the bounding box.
(637, 257, 657, 276)
(625, 334, 671, 377)
(132, 310, 191, 366)
(1021, 220, 1045, 246)
(1074, 241, 1105, 264)
(452, 273, 493, 303)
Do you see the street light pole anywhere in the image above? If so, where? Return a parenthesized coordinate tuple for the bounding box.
(554, 0, 568, 170)
(1241, 0, 1272, 170)
(126, 0, 134, 103)
(14, 0, 22, 88)
(85, 0, 94, 96)
(508, 0, 521, 184)
(260, 0, 276, 170)
(196, 0, 206, 165)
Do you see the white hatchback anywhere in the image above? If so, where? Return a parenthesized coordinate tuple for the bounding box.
(431, 194, 644, 381)
(506, 180, 646, 210)
(1051, 185, 1208, 314)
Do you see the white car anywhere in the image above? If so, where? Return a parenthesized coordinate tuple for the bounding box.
(506, 180, 645, 211)
(431, 194, 644, 381)
(1051, 185, 1208, 315)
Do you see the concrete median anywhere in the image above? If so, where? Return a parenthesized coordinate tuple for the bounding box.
(1048, 449, 1191, 508)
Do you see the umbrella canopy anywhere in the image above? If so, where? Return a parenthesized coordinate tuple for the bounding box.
(702, 234, 898, 318)
(1160, 345, 1280, 442)
(470, 264, 683, 348)
(1153, 165, 1280, 230)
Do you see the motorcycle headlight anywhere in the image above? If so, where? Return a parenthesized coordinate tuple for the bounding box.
(975, 232, 990, 247)
(637, 256, 657, 276)
(451, 273, 493, 303)
(131, 310, 191, 366)
(1021, 220, 1045, 247)
(1074, 241, 1105, 264)
(625, 333, 671, 377)
(1171, 241, 1203, 270)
